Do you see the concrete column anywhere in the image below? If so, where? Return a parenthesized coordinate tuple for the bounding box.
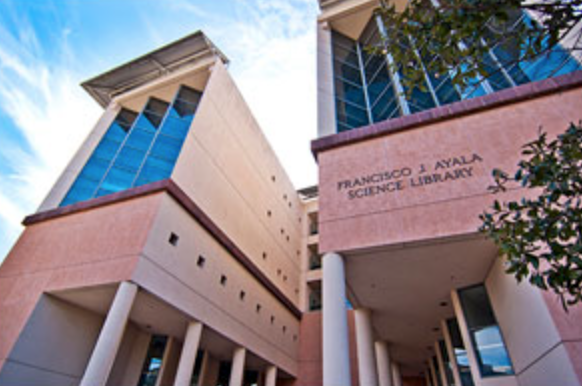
(428, 359, 438, 386)
(199, 351, 220, 386)
(434, 341, 448, 386)
(374, 341, 393, 386)
(174, 321, 203, 386)
(355, 308, 379, 386)
(265, 365, 277, 386)
(323, 252, 352, 386)
(229, 347, 247, 386)
(441, 320, 462, 386)
(391, 362, 403, 386)
(80, 281, 137, 386)
(157, 337, 182, 386)
(451, 290, 481, 386)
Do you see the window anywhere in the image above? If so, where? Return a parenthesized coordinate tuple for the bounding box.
(60, 85, 203, 207)
(330, 11, 581, 133)
(197, 255, 206, 268)
(458, 285, 514, 377)
(446, 318, 474, 386)
(432, 356, 443, 386)
(438, 339, 455, 386)
(137, 335, 167, 386)
(168, 233, 179, 246)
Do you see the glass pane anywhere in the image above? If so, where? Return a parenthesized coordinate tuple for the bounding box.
(93, 137, 122, 161)
(472, 326, 514, 377)
(160, 116, 191, 140)
(459, 286, 496, 329)
(439, 340, 455, 386)
(138, 335, 168, 386)
(99, 166, 137, 193)
(446, 318, 474, 386)
(78, 157, 109, 182)
(124, 127, 155, 152)
(112, 146, 147, 172)
(150, 134, 183, 161)
(459, 285, 514, 377)
(60, 177, 98, 206)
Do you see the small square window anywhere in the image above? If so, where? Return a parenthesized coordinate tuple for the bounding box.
(282, 326, 287, 333)
(168, 233, 179, 246)
(271, 175, 276, 182)
(283, 275, 287, 282)
(240, 291, 246, 301)
(220, 275, 227, 286)
(197, 256, 206, 268)
(256, 304, 262, 313)
(277, 269, 281, 276)
(267, 210, 272, 217)
(271, 316, 275, 324)
(262, 252, 267, 260)
(286, 236, 290, 242)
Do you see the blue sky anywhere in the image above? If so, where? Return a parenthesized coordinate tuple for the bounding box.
(0, 0, 319, 261)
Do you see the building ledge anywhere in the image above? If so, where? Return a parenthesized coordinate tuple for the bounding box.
(23, 179, 302, 320)
(311, 70, 582, 159)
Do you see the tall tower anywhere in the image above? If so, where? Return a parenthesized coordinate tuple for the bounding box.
(312, 1, 582, 386)
(0, 32, 304, 386)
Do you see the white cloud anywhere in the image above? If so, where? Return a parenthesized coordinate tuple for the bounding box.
(0, 18, 100, 261)
(0, 0, 319, 262)
(195, 0, 319, 189)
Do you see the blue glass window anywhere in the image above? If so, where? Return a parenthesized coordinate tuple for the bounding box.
(331, 10, 581, 133)
(60, 85, 203, 207)
(458, 285, 514, 377)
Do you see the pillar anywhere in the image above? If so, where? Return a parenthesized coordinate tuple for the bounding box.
(174, 321, 203, 386)
(323, 252, 352, 386)
(80, 281, 138, 386)
(374, 341, 393, 386)
(199, 351, 220, 386)
(441, 320, 462, 386)
(229, 347, 247, 386)
(265, 365, 277, 386)
(428, 359, 438, 386)
(391, 362, 403, 386)
(451, 290, 481, 386)
(434, 341, 448, 386)
(355, 309, 379, 386)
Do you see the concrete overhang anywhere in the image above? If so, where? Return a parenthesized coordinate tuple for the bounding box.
(82, 31, 228, 108)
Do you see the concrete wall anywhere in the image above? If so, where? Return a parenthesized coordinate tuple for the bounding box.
(0, 295, 103, 386)
(0, 194, 160, 373)
(317, 86, 582, 253)
(317, 23, 336, 138)
(485, 258, 579, 386)
(296, 311, 359, 386)
(172, 60, 303, 307)
(107, 323, 151, 386)
(134, 194, 300, 376)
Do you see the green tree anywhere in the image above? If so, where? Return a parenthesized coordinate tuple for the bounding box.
(479, 123, 582, 309)
(373, 0, 582, 307)
(373, 0, 582, 95)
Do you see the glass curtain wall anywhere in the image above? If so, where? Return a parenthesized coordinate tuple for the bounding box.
(60, 85, 202, 207)
(458, 285, 514, 377)
(331, 9, 581, 133)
